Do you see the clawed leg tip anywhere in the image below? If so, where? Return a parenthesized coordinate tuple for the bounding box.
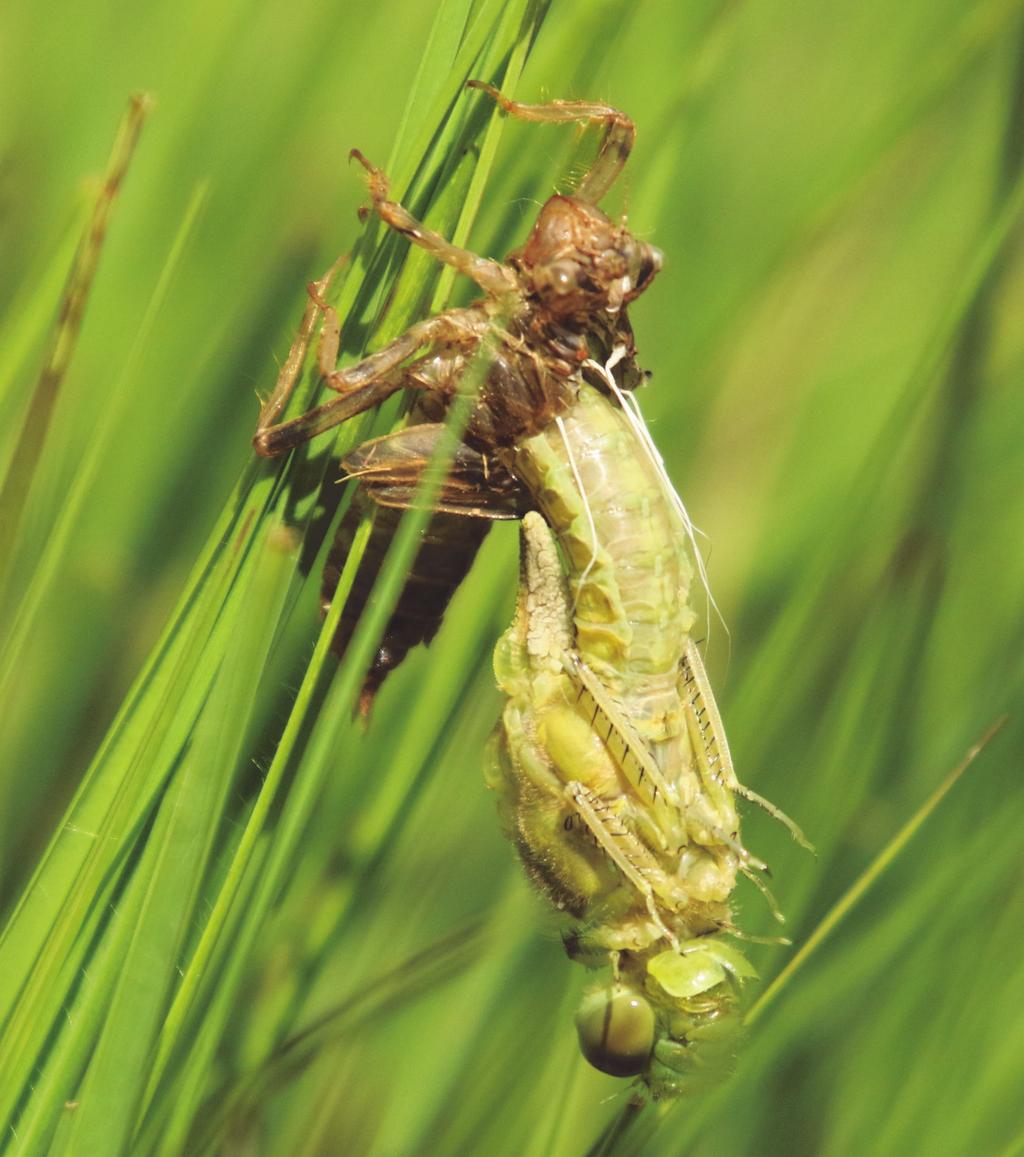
(305, 281, 327, 308)
(349, 148, 378, 178)
(466, 79, 504, 104)
(349, 149, 388, 201)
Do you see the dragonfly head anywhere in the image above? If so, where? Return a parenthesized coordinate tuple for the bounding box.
(516, 195, 662, 320)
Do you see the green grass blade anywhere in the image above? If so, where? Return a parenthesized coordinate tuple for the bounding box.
(0, 94, 150, 609)
(0, 183, 209, 742)
(60, 524, 299, 1154)
(746, 716, 1009, 1028)
(3, 1, 1024, 1152)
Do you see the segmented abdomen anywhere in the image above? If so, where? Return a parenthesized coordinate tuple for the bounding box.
(510, 383, 696, 749)
(322, 500, 490, 708)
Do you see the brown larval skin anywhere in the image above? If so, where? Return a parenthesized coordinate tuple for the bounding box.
(253, 89, 659, 707)
(320, 491, 494, 708)
(391, 196, 660, 453)
(329, 201, 658, 705)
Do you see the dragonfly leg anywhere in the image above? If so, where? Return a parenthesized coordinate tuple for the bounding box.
(253, 257, 345, 439)
(253, 307, 477, 458)
(466, 81, 636, 204)
(349, 150, 519, 299)
(304, 278, 345, 385)
(567, 781, 680, 951)
(733, 783, 814, 853)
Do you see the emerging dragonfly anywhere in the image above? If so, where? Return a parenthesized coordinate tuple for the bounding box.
(253, 84, 653, 708)
(254, 82, 807, 1098)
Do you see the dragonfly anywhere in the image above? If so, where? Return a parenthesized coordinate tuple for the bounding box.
(253, 82, 808, 1098)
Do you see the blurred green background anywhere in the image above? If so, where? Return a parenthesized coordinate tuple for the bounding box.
(1, 1, 1022, 1154)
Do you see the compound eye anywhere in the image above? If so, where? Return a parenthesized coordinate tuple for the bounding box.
(634, 245, 663, 292)
(575, 984, 656, 1077)
(538, 260, 579, 295)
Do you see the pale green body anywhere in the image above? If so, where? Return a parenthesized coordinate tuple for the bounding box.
(489, 383, 754, 1097)
(514, 383, 695, 691)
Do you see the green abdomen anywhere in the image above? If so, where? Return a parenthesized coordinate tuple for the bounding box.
(511, 384, 696, 693)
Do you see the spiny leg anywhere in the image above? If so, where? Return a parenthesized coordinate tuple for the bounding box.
(253, 307, 476, 458)
(304, 279, 344, 385)
(680, 641, 813, 853)
(254, 257, 345, 439)
(733, 783, 814, 854)
(567, 781, 680, 951)
(560, 651, 677, 837)
(466, 81, 636, 204)
(739, 863, 785, 924)
(349, 150, 518, 299)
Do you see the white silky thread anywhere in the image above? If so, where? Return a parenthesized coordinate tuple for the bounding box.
(555, 414, 600, 610)
(583, 347, 729, 649)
